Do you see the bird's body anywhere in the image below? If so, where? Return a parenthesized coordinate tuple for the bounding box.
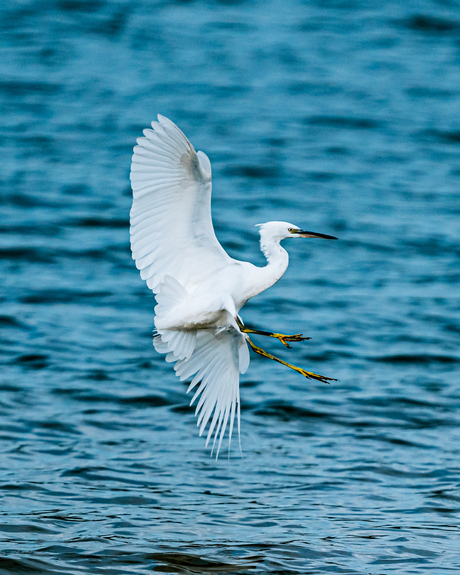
(155, 248, 286, 332)
(130, 115, 336, 456)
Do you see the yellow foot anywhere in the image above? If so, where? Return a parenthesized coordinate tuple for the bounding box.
(272, 333, 311, 348)
(294, 367, 336, 384)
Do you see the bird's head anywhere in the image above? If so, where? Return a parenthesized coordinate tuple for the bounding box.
(257, 221, 337, 242)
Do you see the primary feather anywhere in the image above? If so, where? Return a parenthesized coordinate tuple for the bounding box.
(130, 115, 231, 293)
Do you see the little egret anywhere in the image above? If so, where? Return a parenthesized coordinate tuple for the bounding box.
(130, 115, 337, 457)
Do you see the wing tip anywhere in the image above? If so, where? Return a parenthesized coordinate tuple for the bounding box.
(153, 114, 172, 131)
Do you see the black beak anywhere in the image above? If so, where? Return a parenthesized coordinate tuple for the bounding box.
(297, 230, 338, 240)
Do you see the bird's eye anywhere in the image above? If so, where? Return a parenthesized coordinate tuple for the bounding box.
(288, 228, 298, 233)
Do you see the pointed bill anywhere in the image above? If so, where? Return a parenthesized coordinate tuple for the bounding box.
(296, 230, 338, 239)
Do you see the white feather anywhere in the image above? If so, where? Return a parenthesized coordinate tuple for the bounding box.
(130, 114, 232, 294)
(166, 327, 247, 458)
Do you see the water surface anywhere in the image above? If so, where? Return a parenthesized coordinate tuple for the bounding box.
(1, 0, 460, 573)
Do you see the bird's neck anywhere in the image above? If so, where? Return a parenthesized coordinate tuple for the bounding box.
(253, 237, 289, 296)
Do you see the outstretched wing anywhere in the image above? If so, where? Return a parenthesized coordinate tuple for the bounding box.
(130, 115, 232, 293)
(154, 327, 250, 458)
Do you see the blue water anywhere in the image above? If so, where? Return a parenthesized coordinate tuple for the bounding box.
(1, 0, 460, 573)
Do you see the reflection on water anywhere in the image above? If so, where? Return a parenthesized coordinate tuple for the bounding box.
(1, 0, 460, 573)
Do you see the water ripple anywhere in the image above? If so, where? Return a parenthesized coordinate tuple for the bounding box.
(1, 0, 460, 573)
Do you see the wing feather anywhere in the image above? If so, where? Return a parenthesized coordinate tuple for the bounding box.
(154, 327, 248, 458)
(130, 115, 231, 292)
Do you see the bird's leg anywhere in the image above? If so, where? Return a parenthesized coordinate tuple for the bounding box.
(245, 328, 310, 349)
(244, 334, 335, 384)
(235, 317, 310, 348)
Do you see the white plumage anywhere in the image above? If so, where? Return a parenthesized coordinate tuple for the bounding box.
(130, 115, 337, 457)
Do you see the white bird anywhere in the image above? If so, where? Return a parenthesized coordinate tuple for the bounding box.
(130, 115, 337, 457)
